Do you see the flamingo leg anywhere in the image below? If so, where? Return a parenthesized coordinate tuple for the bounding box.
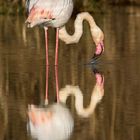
(44, 27, 49, 104)
(55, 28, 59, 66)
(55, 28, 60, 102)
(55, 65, 59, 102)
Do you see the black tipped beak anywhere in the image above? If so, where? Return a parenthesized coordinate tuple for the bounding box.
(92, 67, 99, 74)
(90, 53, 101, 64)
(89, 42, 104, 64)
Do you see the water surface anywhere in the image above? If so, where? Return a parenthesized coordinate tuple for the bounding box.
(0, 6, 140, 140)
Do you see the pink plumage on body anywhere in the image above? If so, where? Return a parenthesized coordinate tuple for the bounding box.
(26, 0, 73, 28)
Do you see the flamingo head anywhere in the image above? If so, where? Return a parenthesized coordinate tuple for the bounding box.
(25, 7, 54, 28)
(90, 40, 104, 64)
(89, 24, 105, 64)
(95, 40, 104, 57)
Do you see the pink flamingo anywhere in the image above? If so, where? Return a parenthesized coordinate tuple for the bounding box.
(25, 0, 73, 103)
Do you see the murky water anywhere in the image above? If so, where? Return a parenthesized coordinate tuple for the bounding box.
(0, 6, 140, 140)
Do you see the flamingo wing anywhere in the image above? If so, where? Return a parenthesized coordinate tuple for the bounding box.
(27, 0, 72, 18)
(26, 0, 73, 27)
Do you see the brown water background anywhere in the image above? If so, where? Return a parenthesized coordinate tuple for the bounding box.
(0, 6, 140, 140)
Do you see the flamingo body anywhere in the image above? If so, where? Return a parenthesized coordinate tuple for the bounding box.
(26, 0, 73, 28)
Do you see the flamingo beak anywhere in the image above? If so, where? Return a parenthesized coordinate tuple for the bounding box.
(90, 42, 104, 64)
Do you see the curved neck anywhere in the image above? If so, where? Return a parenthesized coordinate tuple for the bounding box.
(59, 84, 103, 118)
(59, 12, 104, 45)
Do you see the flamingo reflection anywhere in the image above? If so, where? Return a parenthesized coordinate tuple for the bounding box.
(27, 66, 104, 139)
(27, 66, 74, 140)
(59, 69, 104, 118)
(27, 103, 74, 140)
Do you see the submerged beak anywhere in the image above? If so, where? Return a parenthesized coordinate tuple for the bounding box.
(90, 42, 104, 64)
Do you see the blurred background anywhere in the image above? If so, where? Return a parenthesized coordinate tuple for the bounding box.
(0, 0, 140, 14)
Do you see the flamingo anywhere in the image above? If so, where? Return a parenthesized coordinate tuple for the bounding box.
(25, 0, 73, 103)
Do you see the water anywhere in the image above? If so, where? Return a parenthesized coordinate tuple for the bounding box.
(0, 6, 140, 140)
